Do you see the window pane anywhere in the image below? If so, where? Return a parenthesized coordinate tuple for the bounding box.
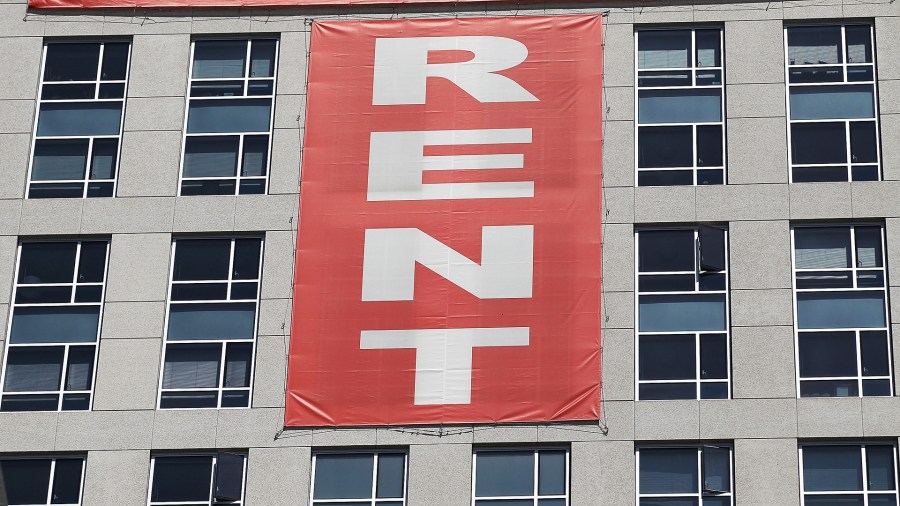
(191, 80, 244, 97)
(695, 30, 721, 67)
(801, 379, 859, 397)
(100, 42, 129, 81)
(89, 138, 118, 180)
(639, 448, 698, 494)
(376, 454, 405, 499)
(232, 239, 262, 280)
(796, 291, 886, 329)
(78, 241, 108, 283)
(855, 227, 883, 268)
(795, 228, 851, 269)
(167, 303, 256, 340)
(241, 135, 269, 177)
(639, 382, 697, 400)
(313, 454, 374, 499)
(151, 456, 213, 502)
(65, 346, 95, 391)
(849, 122, 878, 164)
(803, 446, 864, 491)
(171, 283, 228, 301)
(702, 446, 730, 493)
(186, 99, 272, 134)
(476, 501, 534, 506)
(19, 242, 77, 284)
(32, 139, 88, 181)
(869, 496, 898, 506)
(790, 86, 875, 120)
(641, 500, 698, 506)
(845, 26, 873, 64)
(249, 40, 277, 77)
(639, 294, 726, 332)
(173, 239, 232, 281)
(223, 342, 252, 388)
(52, 458, 84, 504)
(475, 451, 534, 497)
(867, 446, 896, 491)
(183, 136, 240, 178)
(788, 26, 842, 65)
(44, 43, 100, 81)
(37, 102, 123, 137)
(793, 166, 849, 183)
(638, 170, 695, 186)
(638, 89, 722, 124)
(863, 379, 892, 396)
(638, 126, 693, 168)
(639, 334, 695, 381)
(10, 306, 101, 344)
(798, 331, 858, 377)
(162, 343, 221, 389)
(861, 331, 890, 376)
(639, 230, 695, 272)
(638, 30, 691, 69)
(159, 390, 218, 408)
(538, 451, 566, 496)
(182, 179, 237, 196)
(791, 123, 848, 165)
(696, 125, 723, 167)
(193, 40, 247, 79)
(0, 459, 52, 504)
(700, 334, 728, 379)
(804, 496, 864, 506)
(701, 382, 728, 399)
(4, 346, 64, 392)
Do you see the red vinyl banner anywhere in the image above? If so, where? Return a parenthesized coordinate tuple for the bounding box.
(286, 15, 603, 426)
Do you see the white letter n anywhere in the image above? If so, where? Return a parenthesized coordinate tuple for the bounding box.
(361, 226, 533, 301)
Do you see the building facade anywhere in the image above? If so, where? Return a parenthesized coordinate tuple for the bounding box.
(1, 0, 900, 504)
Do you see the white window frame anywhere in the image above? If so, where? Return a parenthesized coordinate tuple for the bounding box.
(634, 27, 727, 186)
(0, 240, 110, 412)
(790, 223, 893, 398)
(0, 455, 87, 506)
(799, 442, 900, 505)
(27, 40, 132, 199)
(178, 38, 280, 196)
(471, 447, 570, 506)
(310, 450, 409, 506)
(156, 236, 264, 410)
(147, 452, 247, 506)
(634, 227, 731, 400)
(636, 445, 734, 505)
(784, 24, 882, 183)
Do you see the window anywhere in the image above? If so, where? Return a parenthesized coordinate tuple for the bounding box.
(0, 457, 85, 505)
(785, 25, 881, 182)
(472, 448, 569, 506)
(791, 224, 892, 397)
(636, 28, 725, 186)
(0, 241, 108, 412)
(158, 237, 262, 409)
(29, 41, 131, 198)
(180, 39, 278, 196)
(636, 226, 730, 400)
(149, 453, 246, 505)
(800, 443, 898, 506)
(637, 446, 733, 506)
(311, 452, 407, 506)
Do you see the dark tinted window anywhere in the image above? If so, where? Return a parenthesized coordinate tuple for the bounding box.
(151, 456, 213, 502)
(639, 230, 695, 272)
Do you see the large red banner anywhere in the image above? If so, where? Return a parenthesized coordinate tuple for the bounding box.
(286, 15, 602, 426)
